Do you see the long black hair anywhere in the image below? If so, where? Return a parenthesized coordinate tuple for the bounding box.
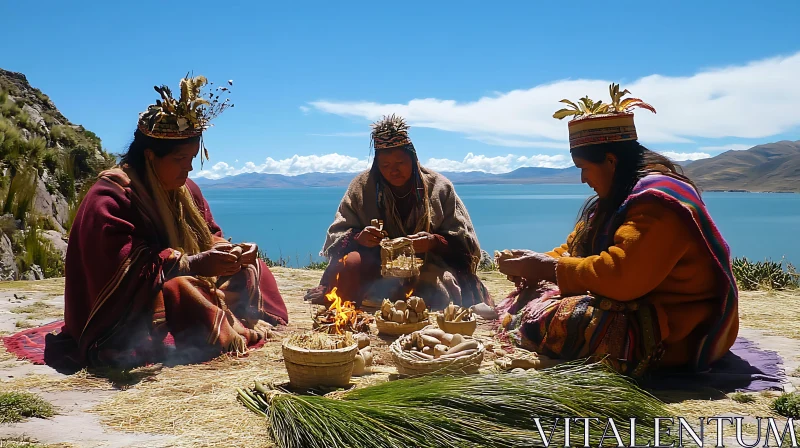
(119, 129, 201, 178)
(568, 140, 699, 257)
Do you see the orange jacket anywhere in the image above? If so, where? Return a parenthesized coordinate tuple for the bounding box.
(547, 201, 739, 367)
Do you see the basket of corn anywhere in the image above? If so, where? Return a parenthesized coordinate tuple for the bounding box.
(282, 332, 359, 389)
(390, 326, 484, 376)
(436, 302, 478, 336)
(374, 296, 430, 336)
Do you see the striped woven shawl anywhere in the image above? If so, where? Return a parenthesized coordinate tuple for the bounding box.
(601, 173, 739, 371)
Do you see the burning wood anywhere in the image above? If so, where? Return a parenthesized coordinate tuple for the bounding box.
(312, 255, 373, 334)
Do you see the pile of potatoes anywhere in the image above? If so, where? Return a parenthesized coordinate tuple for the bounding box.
(352, 333, 374, 376)
(380, 296, 429, 324)
(398, 327, 479, 361)
(441, 302, 475, 323)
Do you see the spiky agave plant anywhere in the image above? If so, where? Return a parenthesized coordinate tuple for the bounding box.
(732, 257, 799, 290)
(238, 361, 674, 448)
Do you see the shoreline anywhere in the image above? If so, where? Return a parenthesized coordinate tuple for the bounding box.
(196, 182, 800, 194)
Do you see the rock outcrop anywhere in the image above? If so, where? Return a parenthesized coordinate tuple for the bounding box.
(1, 68, 114, 280)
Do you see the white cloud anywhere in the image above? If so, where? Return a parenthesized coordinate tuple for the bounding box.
(299, 106, 310, 114)
(660, 151, 712, 162)
(193, 152, 574, 179)
(194, 154, 369, 180)
(698, 144, 752, 152)
(426, 153, 571, 173)
(309, 51, 800, 146)
(467, 135, 567, 149)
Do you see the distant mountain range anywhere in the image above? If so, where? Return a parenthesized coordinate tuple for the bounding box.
(194, 140, 800, 193)
(683, 140, 800, 193)
(193, 166, 582, 188)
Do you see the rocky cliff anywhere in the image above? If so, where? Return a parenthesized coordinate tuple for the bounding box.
(0, 68, 115, 280)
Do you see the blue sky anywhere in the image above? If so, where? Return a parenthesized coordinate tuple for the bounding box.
(2, 0, 799, 178)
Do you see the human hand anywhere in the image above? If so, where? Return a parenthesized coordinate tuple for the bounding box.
(211, 241, 234, 252)
(497, 252, 557, 284)
(238, 243, 258, 266)
(409, 232, 437, 253)
(188, 249, 242, 277)
(356, 226, 385, 248)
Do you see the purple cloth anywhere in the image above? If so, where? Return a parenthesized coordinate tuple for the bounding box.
(643, 337, 786, 392)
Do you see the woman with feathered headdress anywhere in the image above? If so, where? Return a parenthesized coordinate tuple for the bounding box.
(60, 75, 288, 368)
(308, 115, 494, 312)
(493, 84, 738, 376)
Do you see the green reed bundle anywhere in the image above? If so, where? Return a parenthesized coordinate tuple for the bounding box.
(237, 361, 672, 448)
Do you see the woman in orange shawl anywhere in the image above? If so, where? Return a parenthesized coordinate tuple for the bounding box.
(495, 85, 739, 376)
(63, 76, 288, 367)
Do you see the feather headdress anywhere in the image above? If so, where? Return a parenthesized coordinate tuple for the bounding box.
(370, 114, 415, 153)
(137, 74, 234, 163)
(553, 83, 655, 150)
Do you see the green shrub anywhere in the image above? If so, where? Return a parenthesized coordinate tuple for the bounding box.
(51, 124, 77, 146)
(1, 167, 37, 224)
(0, 391, 55, 423)
(17, 225, 64, 278)
(729, 392, 756, 403)
(0, 117, 23, 159)
(33, 88, 50, 104)
(258, 250, 287, 268)
(42, 149, 60, 174)
(306, 259, 329, 270)
(81, 128, 102, 148)
(771, 392, 800, 418)
(25, 136, 46, 161)
(70, 144, 95, 175)
(15, 111, 32, 131)
(732, 257, 799, 291)
(0, 100, 21, 118)
(0, 214, 16, 238)
(41, 111, 56, 127)
(0, 436, 42, 448)
(56, 170, 76, 200)
(0, 89, 7, 104)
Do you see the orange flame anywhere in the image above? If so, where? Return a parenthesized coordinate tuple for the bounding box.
(406, 288, 414, 299)
(323, 254, 357, 334)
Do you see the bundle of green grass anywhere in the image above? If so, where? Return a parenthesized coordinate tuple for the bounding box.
(237, 361, 673, 448)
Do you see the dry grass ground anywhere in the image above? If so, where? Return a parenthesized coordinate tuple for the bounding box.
(0, 270, 798, 447)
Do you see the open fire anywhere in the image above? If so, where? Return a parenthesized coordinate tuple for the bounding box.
(312, 256, 373, 334)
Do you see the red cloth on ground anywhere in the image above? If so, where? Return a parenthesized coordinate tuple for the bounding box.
(1, 320, 265, 367)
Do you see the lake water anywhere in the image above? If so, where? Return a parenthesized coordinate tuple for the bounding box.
(203, 184, 800, 267)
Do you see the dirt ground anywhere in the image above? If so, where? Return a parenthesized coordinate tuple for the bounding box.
(0, 269, 798, 447)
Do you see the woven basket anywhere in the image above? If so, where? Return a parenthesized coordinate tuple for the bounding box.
(390, 331, 485, 377)
(374, 312, 430, 336)
(436, 313, 478, 336)
(282, 341, 359, 389)
(380, 237, 422, 278)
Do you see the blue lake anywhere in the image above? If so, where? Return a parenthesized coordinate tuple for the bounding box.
(203, 184, 800, 267)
